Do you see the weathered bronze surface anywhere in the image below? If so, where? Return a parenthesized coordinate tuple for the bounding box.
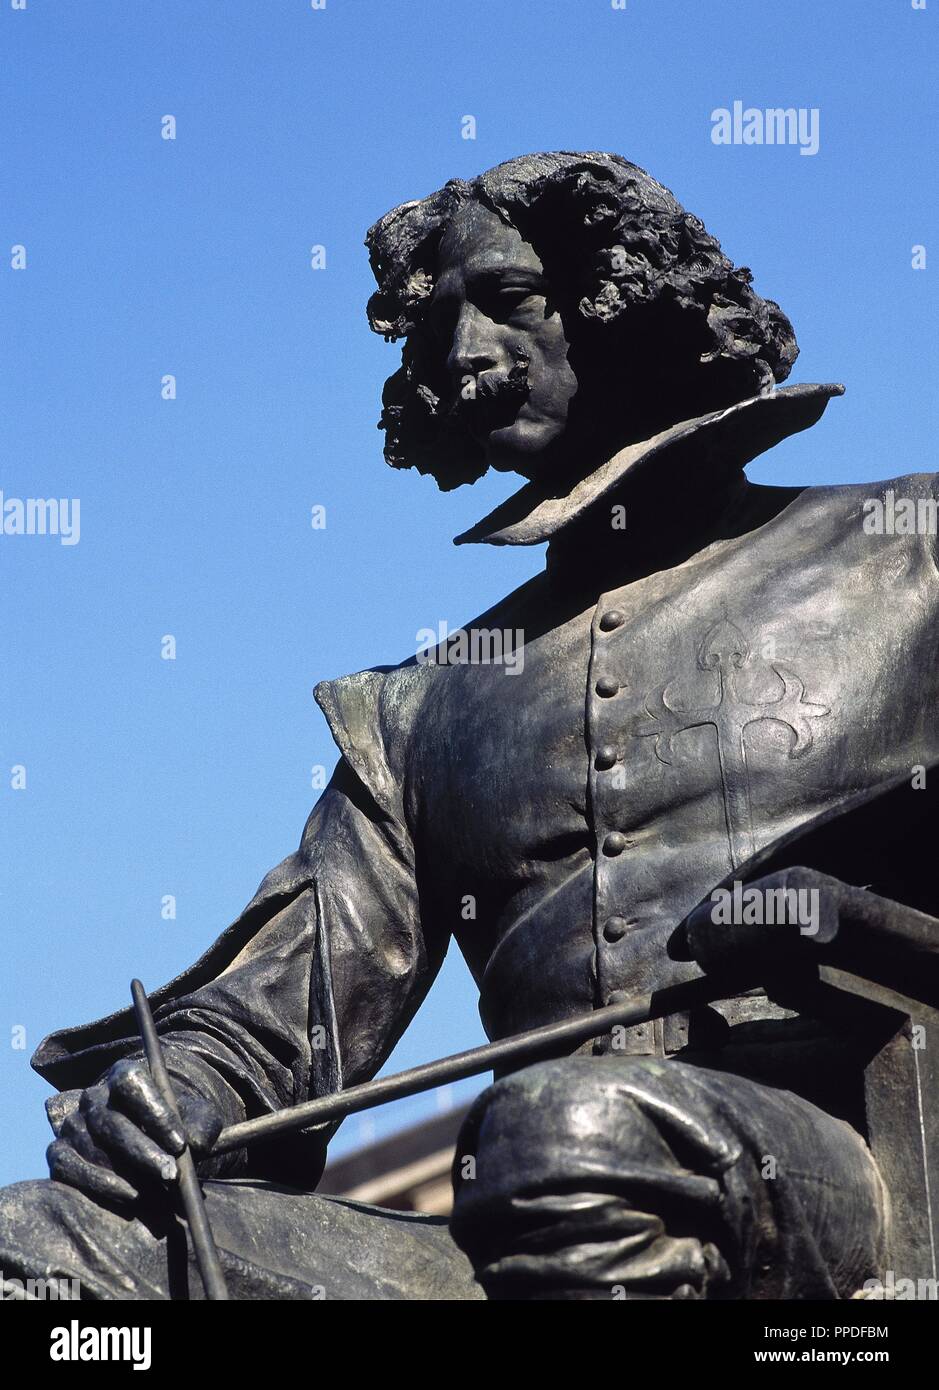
(2, 153, 936, 1301)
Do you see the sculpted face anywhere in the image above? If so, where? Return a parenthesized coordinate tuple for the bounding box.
(428, 201, 579, 479)
(370, 155, 799, 491)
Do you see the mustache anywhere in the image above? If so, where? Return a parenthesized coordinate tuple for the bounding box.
(447, 354, 531, 431)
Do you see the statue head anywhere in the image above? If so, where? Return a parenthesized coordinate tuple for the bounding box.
(366, 152, 798, 490)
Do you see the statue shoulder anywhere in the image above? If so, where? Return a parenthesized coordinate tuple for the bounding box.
(313, 664, 421, 815)
(797, 472, 939, 529)
(842, 472, 939, 535)
(798, 470, 933, 498)
(312, 570, 548, 804)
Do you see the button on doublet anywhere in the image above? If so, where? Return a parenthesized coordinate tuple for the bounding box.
(598, 609, 626, 633)
(602, 831, 627, 857)
(595, 675, 620, 698)
(602, 915, 629, 942)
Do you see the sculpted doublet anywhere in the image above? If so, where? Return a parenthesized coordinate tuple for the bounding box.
(338, 390, 939, 1060)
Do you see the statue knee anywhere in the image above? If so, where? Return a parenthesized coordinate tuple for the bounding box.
(449, 1057, 731, 1299)
(454, 1055, 692, 1185)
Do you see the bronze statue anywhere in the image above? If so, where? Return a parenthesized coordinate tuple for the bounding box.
(2, 152, 937, 1301)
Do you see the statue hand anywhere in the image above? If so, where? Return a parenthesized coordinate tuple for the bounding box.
(684, 865, 939, 1000)
(46, 1058, 223, 1206)
(683, 866, 840, 980)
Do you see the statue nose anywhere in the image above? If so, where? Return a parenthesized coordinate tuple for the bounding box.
(447, 305, 498, 380)
(450, 353, 498, 384)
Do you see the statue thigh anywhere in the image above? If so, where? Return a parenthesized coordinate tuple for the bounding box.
(0, 1174, 482, 1301)
(449, 1054, 887, 1300)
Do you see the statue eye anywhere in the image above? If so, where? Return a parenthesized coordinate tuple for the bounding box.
(489, 286, 541, 318)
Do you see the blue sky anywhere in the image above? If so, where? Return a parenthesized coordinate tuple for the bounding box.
(1, 0, 936, 1184)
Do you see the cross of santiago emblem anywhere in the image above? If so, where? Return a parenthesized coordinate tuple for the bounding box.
(630, 617, 829, 867)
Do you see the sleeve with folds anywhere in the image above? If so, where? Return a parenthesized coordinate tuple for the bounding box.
(30, 668, 445, 1185)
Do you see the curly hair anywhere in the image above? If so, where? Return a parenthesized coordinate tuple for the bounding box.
(365, 152, 799, 489)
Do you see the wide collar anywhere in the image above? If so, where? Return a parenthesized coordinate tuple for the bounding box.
(454, 383, 844, 548)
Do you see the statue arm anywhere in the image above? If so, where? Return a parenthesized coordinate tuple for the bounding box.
(33, 677, 445, 1186)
